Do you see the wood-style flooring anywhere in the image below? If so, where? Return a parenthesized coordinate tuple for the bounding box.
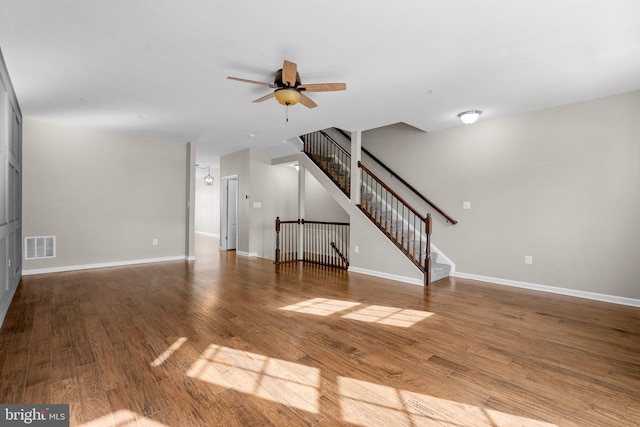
(1, 235, 639, 426)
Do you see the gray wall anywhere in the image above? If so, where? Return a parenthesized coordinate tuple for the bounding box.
(362, 90, 640, 299)
(22, 118, 188, 271)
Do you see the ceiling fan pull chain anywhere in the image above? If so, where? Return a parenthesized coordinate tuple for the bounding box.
(285, 103, 289, 126)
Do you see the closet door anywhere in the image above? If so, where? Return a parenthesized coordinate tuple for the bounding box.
(0, 50, 22, 326)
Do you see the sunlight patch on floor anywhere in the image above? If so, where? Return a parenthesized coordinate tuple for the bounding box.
(341, 305, 433, 327)
(151, 337, 188, 367)
(79, 409, 169, 426)
(280, 298, 360, 316)
(186, 344, 320, 413)
(338, 377, 558, 427)
(280, 298, 434, 327)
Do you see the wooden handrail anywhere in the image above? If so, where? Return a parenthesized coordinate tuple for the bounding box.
(330, 242, 349, 267)
(317, 130, 351, 157)
(301, 131, 351, 158)
(302, 219, 350, 226)
(361, 147, 457, 224)
(335, 128, 457, 225)
(358, 161, 426, 222)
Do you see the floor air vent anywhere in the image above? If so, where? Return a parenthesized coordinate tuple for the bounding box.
(25, 236, 56, 260)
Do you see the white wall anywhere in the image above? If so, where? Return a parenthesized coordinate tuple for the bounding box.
(363, 90, 640, 300)
(304, 168, 349, 223)
(195, 166, 220, 236)
(22, 118, 188, 271)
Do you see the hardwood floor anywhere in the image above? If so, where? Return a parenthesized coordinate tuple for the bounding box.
(1, 235, 639, 426)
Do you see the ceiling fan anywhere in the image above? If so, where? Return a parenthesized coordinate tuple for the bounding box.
(227, 60, 346, 109)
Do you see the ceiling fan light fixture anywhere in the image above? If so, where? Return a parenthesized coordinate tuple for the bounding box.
(457, 110, 482, 124)
(274, 88, 301, 106)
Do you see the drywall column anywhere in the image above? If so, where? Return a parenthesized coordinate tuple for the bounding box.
(350, 130, 362, 204)
(185, 141, 196, 260)
(298, 163, 305, 260)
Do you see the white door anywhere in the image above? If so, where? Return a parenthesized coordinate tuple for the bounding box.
(221, 176, 238, 251)
(227, 178, 237, 250)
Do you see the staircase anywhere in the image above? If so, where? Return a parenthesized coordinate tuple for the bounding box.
(301, 129, 454, 285)
(303, 130, 351, 197)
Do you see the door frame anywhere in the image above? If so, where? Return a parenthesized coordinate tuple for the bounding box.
(220, 175, 238, 251)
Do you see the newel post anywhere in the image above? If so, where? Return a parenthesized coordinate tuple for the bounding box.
(424, 213, 432, 287)
(275, 217, 281, 264)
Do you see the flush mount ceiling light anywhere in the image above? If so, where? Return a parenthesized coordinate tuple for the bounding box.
(457, 110, 482, 124)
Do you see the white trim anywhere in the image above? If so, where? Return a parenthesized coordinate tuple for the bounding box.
(348, 266, 423, 286)
(186, 256, 196, 261)
(236, 251, 258, 258)
(195, 231, 220, 238)
(22, 256, 186, 276)
(453, 272, 640, 308)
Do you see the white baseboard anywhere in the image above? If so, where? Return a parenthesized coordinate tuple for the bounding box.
(348, 266, 423, 286)
(186, 256, 196, 261)
(195, 231, 220, 237)
(22, 256, 187, 276)
(453, 272, 640, 308)
(236, 251, 258, 258)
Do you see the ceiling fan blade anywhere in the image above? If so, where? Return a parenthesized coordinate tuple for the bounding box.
(299, 93, 318, 109)
(298, 83, 347, 92)
(227, 76, 276, 87)
(282, 60, 297, 87)
(253, 92, 276, 103)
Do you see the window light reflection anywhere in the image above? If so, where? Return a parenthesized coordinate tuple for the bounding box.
(151, 337, 188, 367)
(341, 305, 433, 327)
(338, 377, 558, 427)
(79, 409, 169, 426)
(280, 298, 433, 327)
(280, 298, 361, 316)
(186, 344, 320, 413)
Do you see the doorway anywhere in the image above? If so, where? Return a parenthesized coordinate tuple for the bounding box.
(220, 176, 238, 251)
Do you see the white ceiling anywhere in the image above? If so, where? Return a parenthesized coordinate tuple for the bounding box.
(1, 0, 639, 166)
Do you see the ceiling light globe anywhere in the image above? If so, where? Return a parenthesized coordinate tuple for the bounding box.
(204, 174, 214, 186)
(457, 110, 482, 124)
(274, 88, 301, 106)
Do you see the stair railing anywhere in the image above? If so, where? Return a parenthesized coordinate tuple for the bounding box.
(275, 217, 350, 269)
(335, 128, 456, 225)
(358, 161, 432, 286)
(301, 131, 351, 197)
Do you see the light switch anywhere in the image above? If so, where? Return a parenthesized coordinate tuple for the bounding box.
(253, 202, 262, 208)
(463, 201, 471, 209)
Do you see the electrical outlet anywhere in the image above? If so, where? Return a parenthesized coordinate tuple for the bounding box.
(463, 201, 471, 209)
(354, 245, 359, 254)
(524, 255, 533, 265)
(153, 238, 159, 246)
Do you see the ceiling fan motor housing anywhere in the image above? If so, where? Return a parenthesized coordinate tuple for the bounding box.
(275, 69, 301, 88)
